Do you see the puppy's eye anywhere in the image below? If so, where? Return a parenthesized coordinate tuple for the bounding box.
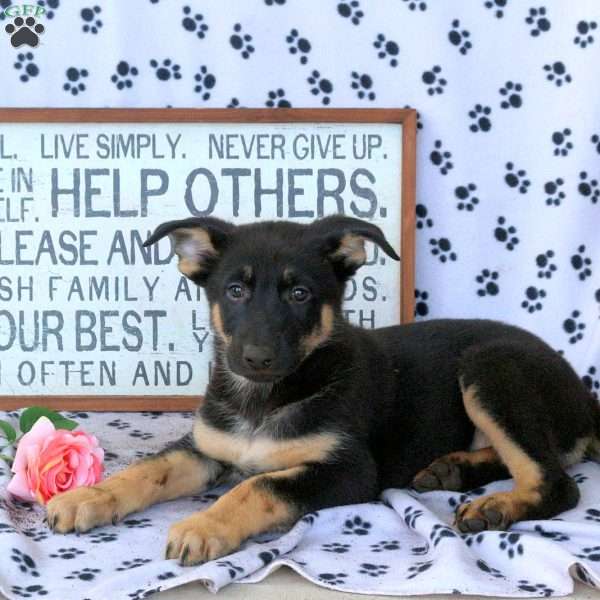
(290, 286, 311, 303)
(227, 283, 247, 301)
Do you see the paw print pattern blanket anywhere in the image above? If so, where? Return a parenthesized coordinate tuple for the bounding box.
(1, 411, 600, 600)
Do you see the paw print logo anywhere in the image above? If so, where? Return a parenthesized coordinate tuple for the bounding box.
(582, 366, 599, 399)
(576, 546, 600, 561)
(543, 61, 572, 86)
(592, 134, 600, 154)
(322, 542, 351, 553)
(370, 540, 400, 552)
(81, 6, 102, 34)
(430, 140, 453, 174)
(266, 88, 291, 107)
(578, 171, 600, 204)
(430, 238, 457, 263)
(494, 216, 519, 250)
(287, 29, 310, 64)
(468, 104, 492, 132)
(404, 506, 424, 528)
(182, 6, 208, 39)
(563, 310, 585, 344)
(476, 269, 499, 296)
(536, 250, 557, 278)
(504, 162, 530, 193)
(5, 16, 44, 48)
(521, 286, 546, 313)
(476, 559, 504, 578)
(351, 71, 375, 100)
(194, 66, 216, 100)
(65, 568, 101, 581)
(374, 34, 399, 67)
(402, 0, 427, 11)
(216, 560, 244, 579)
(343, 515, 372, 535)
(525, 6, 551, 36)
(455, 183, 479, 211)
(448, 19, 471, 54)
(414, 289, 429, 317)
(337, 1, 363, 25)
(574, 20, 596, 48)
(499, 81, 523, 109)
(111, 61, 138, 90)
(230, 23, 254, 59)
(359, 563, 389, 577)
(552, 128, 573, 156)
(544, 178, 565, 206)
(63, 67, 88, 96)
(422, 65, 446, 95)
(318, 572, 347, 586)
(407, 560, 433, 579)
(11, 548, 40, 577)
(484, 0, 507, 18)
(499, 532, 524, 558)
(14, 52, 39, 82)
(430, 524, 457, 547)
(49, 547, 85, 559)
(307, 70, 333, 105)
(571, 245, 592, 281)
(533, 524, 569, 541)
(150, 59, 181, 81)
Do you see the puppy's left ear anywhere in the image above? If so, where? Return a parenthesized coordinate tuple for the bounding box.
(143, 217, 236, 285)
(310, 215, 399, 278)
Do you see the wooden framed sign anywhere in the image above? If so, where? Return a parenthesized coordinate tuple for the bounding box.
(0, 108, 416, 411)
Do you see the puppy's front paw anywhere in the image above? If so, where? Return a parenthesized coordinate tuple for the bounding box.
(46, 486, 119, 533)
(166, 513, 240, 566)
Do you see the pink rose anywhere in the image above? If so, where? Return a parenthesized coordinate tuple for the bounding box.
(7, 416, 104, 505)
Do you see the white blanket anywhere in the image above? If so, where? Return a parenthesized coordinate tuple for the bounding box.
(1, 410, 599, 599)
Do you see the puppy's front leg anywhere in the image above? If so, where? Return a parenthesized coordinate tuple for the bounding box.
(47, 435, 223, 534)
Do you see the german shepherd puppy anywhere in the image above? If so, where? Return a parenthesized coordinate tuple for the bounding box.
(47, 215, 599, 566)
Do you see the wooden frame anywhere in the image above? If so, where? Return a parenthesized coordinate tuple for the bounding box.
(0, 108, 416, 411)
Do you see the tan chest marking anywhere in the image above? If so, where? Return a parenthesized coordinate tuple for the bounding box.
(193, 417, 340, 472)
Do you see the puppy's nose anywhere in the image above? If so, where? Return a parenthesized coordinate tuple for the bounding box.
(243, 345, 274, 370)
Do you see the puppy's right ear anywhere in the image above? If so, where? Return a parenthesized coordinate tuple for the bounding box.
(143, 217, 236, 284)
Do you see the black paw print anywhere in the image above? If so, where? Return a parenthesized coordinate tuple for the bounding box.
(448, 19, 471, 54)
(578, 171, 600, 204)
(370, 540, 400, 552)
(404, 506, 424, 528)
(343, 515, 372, 535)
(476, 559, 504, 578)
(544, 178, 565, 206)
(484, 0, 507, 18)
(463, 532, 485, 547)
(150, 59, 181, 81)
(5, 16, 44, 48)
(116, 558, 152, 571)
(536, 250, 557, 278)
(592, 134, 600, 154)
(499, 81, 523, 109)
(430, 237, 457, 263)
(351, 71, 375, 100)
(534, 524, 569, 541)
(22, 527, 48, 541)
(358, 563, 389, 577)
(66, 411, 89, 419)
(0, 523, 17, 535)
(103, 450, 119, 462)
(129, 430, 153, 440)
(411, 544, 430, 555)
(216, 560, 244, 579)
(111, 61, 138, 90)
(258, 549, 280, 565)
(318, 572, 347, 586)
(526, 6, 550, 36)
(573, 473, 589, 484)
(577, 546, 600, 561)
(455, 183, 479, 211)
(585, 509, 600, 523)
(230, 23, 254, 58)
(265, 0, 286, 4)
(65, 568, 101, 581)
(194, 66, 216, 100)
(574, 20, 597, 48)
(521, 286, 546, 313)
(14, 52, 39, 82)
(416, 204, 433, 229)
(81, 6, 102, 34)
(414, 289, 429, 317)
(430, 524, 457, 547)
(499, 532, 524, 558)
(50, 547, 85, 559)
(543, 61, 571, 86)
(518, 581, 554, 596)
(123, 518, 152, 529)
(476, 269, 500, 296)
(571, 245, 592, 280)
(407, 560, 433, 579)
(494, 216, 519, 250)
(228, 97, 241, 108)
(307, 70, 333, 105)
(10, 585, 48, 598)
(552, 128, 573, 156)
(505, 162, 530, 193)
(582, 366, 599, 399)
(36, 0, 59, 20)
(11, 548, 40, 577)
(182, 6, 208, 39)
(322, 542, 351, 553)
(107, 418, 130, 429)
(430, 140, 453, 174)
(563, 310, 585, 343)
(422, 65, 446, 95)
(402, 0, 427, 10)
(286, 29, 310, 64)
(266, 88, 291, 108)
(63, 67, 88, 96)
(337, 1, 363, 25)
(371, 34, 399, 69)
(89, 532, 118, 543)
(468, 104, 492, 132)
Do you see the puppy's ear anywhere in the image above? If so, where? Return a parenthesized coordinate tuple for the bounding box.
(143, 217, 235, 284)
(310, 215, 399, 278)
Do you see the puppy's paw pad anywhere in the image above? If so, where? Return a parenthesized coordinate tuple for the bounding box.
(412, 459, 462, 492)
(455, 494, 513, 533)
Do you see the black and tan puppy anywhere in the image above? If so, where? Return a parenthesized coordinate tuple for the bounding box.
(46, 215, 599, 566)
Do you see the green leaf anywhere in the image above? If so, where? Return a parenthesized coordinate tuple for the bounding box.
(19, 407, 78, 434)
(0, 420, 16, 443)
